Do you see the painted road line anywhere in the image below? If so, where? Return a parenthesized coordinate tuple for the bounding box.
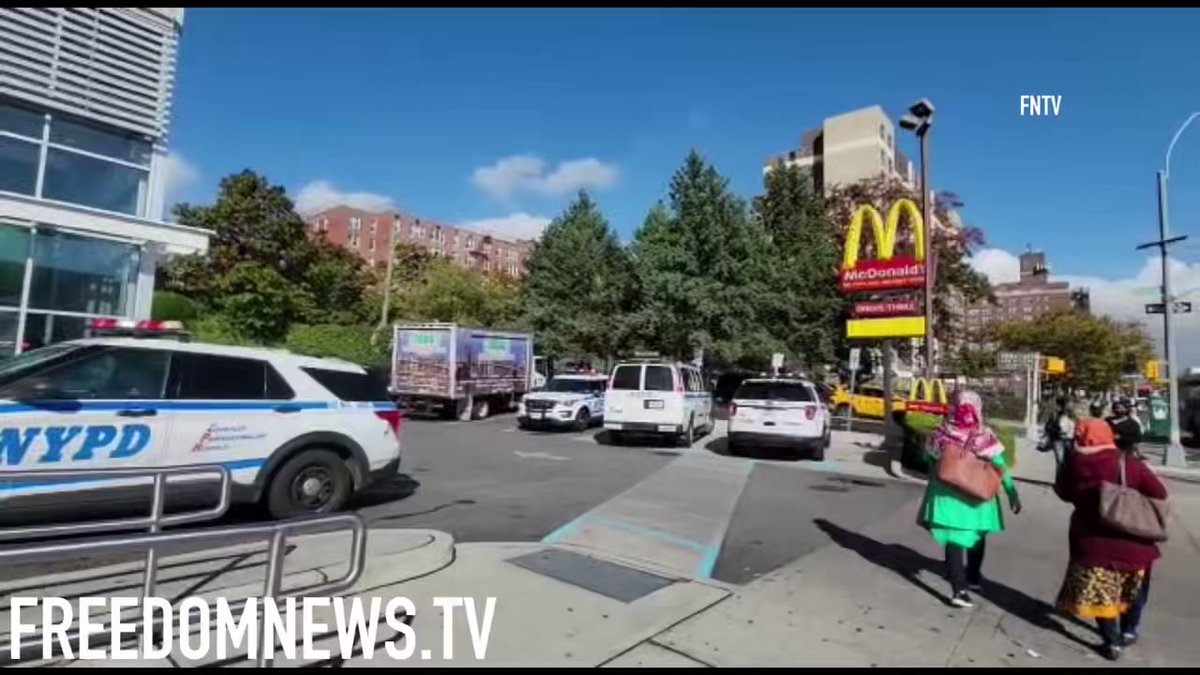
(541, 451, 752, 579)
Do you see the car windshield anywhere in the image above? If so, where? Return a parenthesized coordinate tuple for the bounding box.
(545, 378, 598, 393)
(0, 343, 84, 384)
(735, 381, 814, 402)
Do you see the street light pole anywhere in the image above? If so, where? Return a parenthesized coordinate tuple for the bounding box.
(1146, 112, 1199, 467)
(919, 127, 934, 378)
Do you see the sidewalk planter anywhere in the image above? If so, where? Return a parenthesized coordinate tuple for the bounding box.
(900, 411, 1018, 473)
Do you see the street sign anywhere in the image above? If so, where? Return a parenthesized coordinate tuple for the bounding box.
(771, 352, 784, 371)
(997, 351, 1038, 371)
(848, 348, 861, 373)
(1145, 301, 1192, 314)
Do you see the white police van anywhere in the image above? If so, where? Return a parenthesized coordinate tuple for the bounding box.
(603, 360, 713, 446)
(517, 374, 608, 431)
(0, 320, 403, 522)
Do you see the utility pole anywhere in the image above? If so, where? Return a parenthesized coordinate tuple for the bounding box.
(919, 128, 934, 377)
(1137, 111, 1199, 468)
(374, 216, 399, 345)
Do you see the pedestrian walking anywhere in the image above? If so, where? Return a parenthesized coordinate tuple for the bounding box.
(1105, 397, 1144, 458)
(1038, 396, 1076, 467)
(1054, 418, 1168, 661)
(918, 389, 1022, 608)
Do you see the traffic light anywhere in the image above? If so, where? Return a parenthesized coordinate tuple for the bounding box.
(1043, 357, 1066, 375)
(1145, 360, 1161, 382)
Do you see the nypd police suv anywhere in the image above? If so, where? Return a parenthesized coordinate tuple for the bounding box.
(517, 374, 607, 431)
(0, 320, 403, 521)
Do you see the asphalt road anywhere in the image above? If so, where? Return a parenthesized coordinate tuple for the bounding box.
(355, 412, 678, 542)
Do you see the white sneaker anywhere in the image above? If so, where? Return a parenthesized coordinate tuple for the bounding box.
(951, 592, 974, 608)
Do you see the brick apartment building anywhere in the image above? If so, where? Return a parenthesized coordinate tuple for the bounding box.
(305, 206, 532, 277)
(963, 248, 1090, 334)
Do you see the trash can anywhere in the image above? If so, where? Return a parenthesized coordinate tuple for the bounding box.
(1147, 395, 1171, 439)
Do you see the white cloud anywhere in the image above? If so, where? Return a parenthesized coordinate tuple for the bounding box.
(459, 212, 552, 242)
(161, 152, 200, 206)
(294, 180, 395, 215)
(1058, 256, 1200, 368)
(471, 155, 618, 200)
(969, 248, 1021, 284)
(975, 248, 1200, 368)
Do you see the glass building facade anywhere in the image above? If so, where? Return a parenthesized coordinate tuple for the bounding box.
(0, 8, 209, 357)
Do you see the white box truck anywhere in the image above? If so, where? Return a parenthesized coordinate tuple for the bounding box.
(390, 322, 534, 421)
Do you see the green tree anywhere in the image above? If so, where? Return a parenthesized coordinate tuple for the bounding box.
(991, 310, 1155, 391)
(520, 191, 637, 363)
(162, 170, 372, 341)
(753, 164, 843, 369)
(631, 151, 778, 368)
(403, 258, 520, 327)
(213, 262, 312, 343)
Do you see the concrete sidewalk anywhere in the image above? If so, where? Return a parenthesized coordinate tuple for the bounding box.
(647, 438, 1200, 667)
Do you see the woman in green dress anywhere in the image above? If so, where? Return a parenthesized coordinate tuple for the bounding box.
(918, 389, 1023, 608)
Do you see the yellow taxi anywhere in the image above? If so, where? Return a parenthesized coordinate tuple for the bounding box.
(830, 384, 907, 419)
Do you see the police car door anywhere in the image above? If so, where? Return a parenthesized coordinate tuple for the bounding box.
(164, 352, 295, 488)
(0, 346, 171, 500)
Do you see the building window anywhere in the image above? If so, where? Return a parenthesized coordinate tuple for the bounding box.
(368, 238, 375, 252)
(29, 228, 139, 316)
(349, 217, 361, 247)
(1, 100, 152, 217)
(369, 219, 377, 237)
(466, 235, 475, 248)
(410, 224, 424, 239)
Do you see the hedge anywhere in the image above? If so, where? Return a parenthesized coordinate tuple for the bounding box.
(284, 324, 388, 367)
(151, 291, 201, 322)
(901, 411, 1018, 474)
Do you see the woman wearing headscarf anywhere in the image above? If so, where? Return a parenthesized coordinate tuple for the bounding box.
(918, 389, 1022, 608)
(1054, 418, 1168, 661)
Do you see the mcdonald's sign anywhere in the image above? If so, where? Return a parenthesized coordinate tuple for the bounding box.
(906, 377, 949, 415)
(840, 199, 926, 293)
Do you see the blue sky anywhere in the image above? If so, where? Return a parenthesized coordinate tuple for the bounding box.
(167, 8, 1200, 354)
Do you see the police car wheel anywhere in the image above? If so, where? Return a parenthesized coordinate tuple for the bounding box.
(266, 449, 352, 520)
(573, 408, 590, 431)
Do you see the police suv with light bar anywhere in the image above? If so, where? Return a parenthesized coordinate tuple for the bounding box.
(0, 320, 403, 521)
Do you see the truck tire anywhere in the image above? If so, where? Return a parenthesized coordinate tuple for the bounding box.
(265, 449, 352, 520)
(457, 398, 473, 422)
(472, 398, 491, 420)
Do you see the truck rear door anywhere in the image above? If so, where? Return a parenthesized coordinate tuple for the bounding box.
(392, 327, 453, 398)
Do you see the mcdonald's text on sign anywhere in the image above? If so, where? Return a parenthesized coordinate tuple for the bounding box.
(839, 199, 926, 294)
(854, 299, 919, 318)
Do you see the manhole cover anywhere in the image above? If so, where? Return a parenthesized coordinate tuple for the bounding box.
(507, 549, 675, 603)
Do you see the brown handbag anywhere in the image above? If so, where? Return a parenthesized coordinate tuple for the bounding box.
(935, 433, 1002, 502)
(1099, 453, 1170, 542)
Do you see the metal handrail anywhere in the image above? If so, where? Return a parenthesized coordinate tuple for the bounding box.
(0, 512, 369, 668)
(0, 464, 232, 541)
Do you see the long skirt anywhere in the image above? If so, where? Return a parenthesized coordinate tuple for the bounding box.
(1055, 561, 1146, 620)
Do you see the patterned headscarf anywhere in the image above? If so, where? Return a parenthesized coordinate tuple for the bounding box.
(930, 389, 1004, 460)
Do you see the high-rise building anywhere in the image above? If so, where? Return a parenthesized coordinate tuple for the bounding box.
(0, 8, 208, 355)
(306, 206, 532, 278)
(963, 247, 1090, 334)
(764, 105, 917, 194)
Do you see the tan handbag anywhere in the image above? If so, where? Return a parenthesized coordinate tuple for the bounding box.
(935, 434, 1002, 501)
(1099, 453, 1169, 542)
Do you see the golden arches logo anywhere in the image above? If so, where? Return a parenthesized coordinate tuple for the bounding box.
(842, 199, 925, 270)
(906, 378, 949, 414)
